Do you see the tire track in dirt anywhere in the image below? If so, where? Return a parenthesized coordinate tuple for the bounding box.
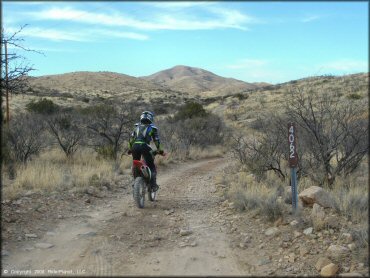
(2, 157, 249, 276)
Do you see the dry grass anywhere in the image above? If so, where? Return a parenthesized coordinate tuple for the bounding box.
(223, 158, 369, 225)
(330, 178, 368, 224)
(2, 143, 222, 200)
(2, 147, 122, 200)
(188, 145, 225, 160)
(221, 168, 286, 222)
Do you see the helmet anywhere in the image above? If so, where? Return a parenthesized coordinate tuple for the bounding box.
(140, 111, 154, 124)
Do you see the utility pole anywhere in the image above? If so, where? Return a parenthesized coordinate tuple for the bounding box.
(5, 40, 10, 124)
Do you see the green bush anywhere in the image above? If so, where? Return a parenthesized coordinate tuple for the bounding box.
(235, 93, 249, 100)
(174, 102, 207, 121)
(79, 104, 115, 116)
(96, 145, 115, 160)
(347, 93, 362, 100)
(26, 98, 59, 114)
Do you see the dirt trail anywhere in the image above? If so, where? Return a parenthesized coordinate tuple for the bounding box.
(2, 158, 250, 276)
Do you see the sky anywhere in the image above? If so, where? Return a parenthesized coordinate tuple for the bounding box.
(2, 1, 369, 84)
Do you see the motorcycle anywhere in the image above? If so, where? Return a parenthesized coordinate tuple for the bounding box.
(131, 150, 165, 208)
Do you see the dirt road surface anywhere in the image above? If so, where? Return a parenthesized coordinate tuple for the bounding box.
(2, 158, 250, 276)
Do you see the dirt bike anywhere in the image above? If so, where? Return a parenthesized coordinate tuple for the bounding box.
(131, 150, 165, 208)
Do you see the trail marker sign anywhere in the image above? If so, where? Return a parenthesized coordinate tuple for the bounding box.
(288, 122, 298, 212)
(288, 123, 298, 168)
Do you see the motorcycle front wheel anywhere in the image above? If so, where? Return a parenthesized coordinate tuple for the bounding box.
(133, 177, 146, 208)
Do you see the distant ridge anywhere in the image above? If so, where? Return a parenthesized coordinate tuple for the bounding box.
(141, 65, 267, 94)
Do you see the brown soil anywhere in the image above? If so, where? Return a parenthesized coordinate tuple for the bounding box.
(1, 157, 368, 276)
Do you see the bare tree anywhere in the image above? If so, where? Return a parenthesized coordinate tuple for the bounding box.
(84, 104, 136, 160)
(286, 87, 369, 186)
(231, 84, 368, 187)
(1, 25, 43, 94)
(1, 25, 44, 126)
(46, 112, 83, 158)
(4, 113, 46, 163)
(230, 114, 288, 181)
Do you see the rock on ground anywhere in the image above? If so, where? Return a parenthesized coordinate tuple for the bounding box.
(34, 243, 54, 249)
(327, 245, 349, 260)
(179, 229, 193, 236)
(303, 227, 313, 235)
(315, 257, 332, 271)
(321, 263, 339, 277)
(299, 186, 334, 208)
(264, 227, 280, 236)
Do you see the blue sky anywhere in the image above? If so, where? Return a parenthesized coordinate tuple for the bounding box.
(2, 1, 369, 84)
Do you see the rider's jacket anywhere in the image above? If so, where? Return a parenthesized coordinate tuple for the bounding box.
(128, 123, 163, 151)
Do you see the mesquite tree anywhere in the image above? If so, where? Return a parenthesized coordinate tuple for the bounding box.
(231, 85, 369, 187)
(286, 86, 368, 186)
(84, 104, 137, 160)
(46, 112, 83, 158)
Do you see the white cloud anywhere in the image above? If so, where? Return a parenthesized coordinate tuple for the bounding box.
(6, 26, 89, 42)
(321, 59, 368, 72)
(6, 26, 149, 42)
(25, 6, 255, 31)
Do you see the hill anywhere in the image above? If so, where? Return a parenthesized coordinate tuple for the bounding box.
(26, 71, 167, 97)
(141, 65, 266, 96)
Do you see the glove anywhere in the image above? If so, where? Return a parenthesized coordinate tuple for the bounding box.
(127, 150, 132, 155)
(158, 150, 164, 155)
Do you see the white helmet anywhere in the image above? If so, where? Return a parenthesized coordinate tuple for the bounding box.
(140, 111, 154, 124)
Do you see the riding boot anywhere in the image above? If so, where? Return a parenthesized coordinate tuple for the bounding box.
(151, 171, 159, 192)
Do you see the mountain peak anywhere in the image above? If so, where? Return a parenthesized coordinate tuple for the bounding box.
(142, 65, 262, 94)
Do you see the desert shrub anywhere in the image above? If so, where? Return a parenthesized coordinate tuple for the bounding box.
(1, 135, 12, 164)
(96, 145, 115, 160)
(4, 113, 46, 164)
(230, 114, 288, 181)
(83, 104, 137, 160)
(159, 111, 225, 159)
(225, 168, 285, 222)
(332, 181, 368, 224)
(235, 93, 249, 100)
(26, 98, 59, 114)
(232, 84, 369, 187)
(261, 195, 284, 222)
(178, 114, 225, 146)
(174, 101, 207, 121)
(347, 93, 362, 100)
(286, 88, 368, 186)
(63, 92, 74, 98)
(46, 112, 83, 158)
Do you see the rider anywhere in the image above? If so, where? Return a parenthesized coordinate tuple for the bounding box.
(128, 111, 164, 191)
